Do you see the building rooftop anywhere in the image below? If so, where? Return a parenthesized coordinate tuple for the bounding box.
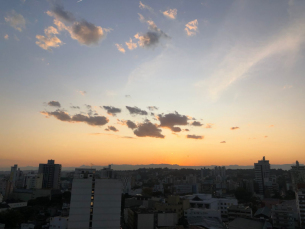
(228, 218, 266, 229)
(254, 207, 271, 218)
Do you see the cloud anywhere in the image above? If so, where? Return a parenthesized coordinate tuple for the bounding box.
(191, 121, 203, 127)
(40, 110, 71, 121)
(220, 141, 226, 143)
(269, 125, 274, 127)
(134, 121, 164, 138)
(5, 10, 26, 32)
(264, 136, 268, 138)
(4, 34, 9, 40)
(47, 5, 75, 23)
(162, 9, 177, 19)
(103, 106, 121, 116)
(134, 20, 169, 48)
(138, 13, 146, 23)
(105, 126, 119, 132)
(47, 101, 61, 107)
(196, 15, 305, 100)
(205, 123, 213, 129)
(184, 129, 189, 131)
(185, 19, 198, 36)
(71, 114, 109, 126)
(70, 106, 80, 109)
(78, 90, 86, 95)
(117, 119, 138, 129)
(283, 85, 293, 89)
(158, 112, 188, 132)
(69, 20, 105, 45)
(46, 5, 107, 46)
(126, 106, 148, 115)
(139, 1, 154, 13)
(125, 38, 138, 50)
(36, 26, 62, 51)
(148, 106, 158, 111)
(41, 110, 109, 126)
(125, 95, 131, 98)
(115, 43, 125, 53)
(122, 136, 136, 139)
(231, 127, 240, 130)
(187, 134, 203, 139)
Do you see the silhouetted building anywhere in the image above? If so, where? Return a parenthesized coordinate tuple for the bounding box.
(38, 160, 61, 189)
(254, 156, 270, 195)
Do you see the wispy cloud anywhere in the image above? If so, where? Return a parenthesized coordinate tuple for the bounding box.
(187, 134, 203, 140)
(185, 19, 198, 36)
(162, 9, 177, 19)
(5, 10, 26, 32)
(283, 85, 293, 89)
(231, 127, 239, 130)
(115, 43, 125, 53)
(196, 17, 305, 99)
(78, 90, 86, 95)
(139, 1, 154, 13)
(4, 34, 9, 40)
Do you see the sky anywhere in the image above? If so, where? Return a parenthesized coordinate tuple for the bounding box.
(1, 0, 305, 168)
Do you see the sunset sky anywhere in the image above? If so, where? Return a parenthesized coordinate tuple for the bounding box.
(1, 0, 305, 168)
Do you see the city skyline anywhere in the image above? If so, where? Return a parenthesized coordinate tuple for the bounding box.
(1, 0, 305, 168)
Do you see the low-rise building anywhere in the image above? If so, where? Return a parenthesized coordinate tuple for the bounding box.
(50, 216, 68, 229)
(228, 218, 272, 229)
(227, 205, 252, 221)
(155, 195, 189, 219)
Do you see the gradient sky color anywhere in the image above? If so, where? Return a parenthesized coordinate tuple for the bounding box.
(1, 0, 305, 168)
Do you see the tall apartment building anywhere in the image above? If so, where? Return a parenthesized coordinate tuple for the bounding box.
(254, 156, 270, 195)
(291, 161, 305, 190)
(271, 204, 295, 229)
(296, 188, 305, 228)
(38, 160, 61, 189)
(68, 168, 122, 229)
(24, 173, 43, 189)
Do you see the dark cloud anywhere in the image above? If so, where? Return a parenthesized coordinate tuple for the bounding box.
(158, 112, 188, 132)
(126, 106, 148, 115)
(70, 20, 105, 45)
(85, 104, 92, 109)
(121, 136, 135, 139)
(220, 141, 226, 143)
(47, 5, 106, 46)
(41, 110, 70, 121)
(184, 129, 189, 131)
(191, 121, 203, 127)
(187, 134, 203, 140)
(126, 120, 137, 129)
(148, 106, 158, 111)
(134, 121, 164, 138)
(41, 110, 109, 127)
(70, 106, 80, 109)
(125, 95, 131, 98)
(105, 126, 119, 132)
(71, 114, 108, 126)
(47, 101, 61, 108)
(103, 106, 121, 116)
(231, 127, 240, 130)
(51, 5, 76, 23)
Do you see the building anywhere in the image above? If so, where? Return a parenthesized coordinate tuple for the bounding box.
(296, 188, 305, 228)
(185, 208, 221, 221)
(126, 208, 178, 229)
(227, 205, 252, 221)
(155, 195, 190, 219)
(228, 218, 272, 229)
(38, 160, 61, 189)
(271, 204, 295, 229)
(50, 216, 68, 229)
(291, 161, 305, 190)
(186, 194, 238, 222)
(24, 173, 43, 189)
(68, 168, 122, 229)
(254, 156, 270, 195)
(254, 206, 271, 220)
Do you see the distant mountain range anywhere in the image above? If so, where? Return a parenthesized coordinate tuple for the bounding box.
(0, 163, 301, 172)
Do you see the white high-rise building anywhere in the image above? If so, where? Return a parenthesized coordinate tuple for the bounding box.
(254, 156, 270, 195)
(68, 168, 122, 229)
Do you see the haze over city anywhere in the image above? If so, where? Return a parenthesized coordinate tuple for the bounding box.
(1, 0, 305, 169)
